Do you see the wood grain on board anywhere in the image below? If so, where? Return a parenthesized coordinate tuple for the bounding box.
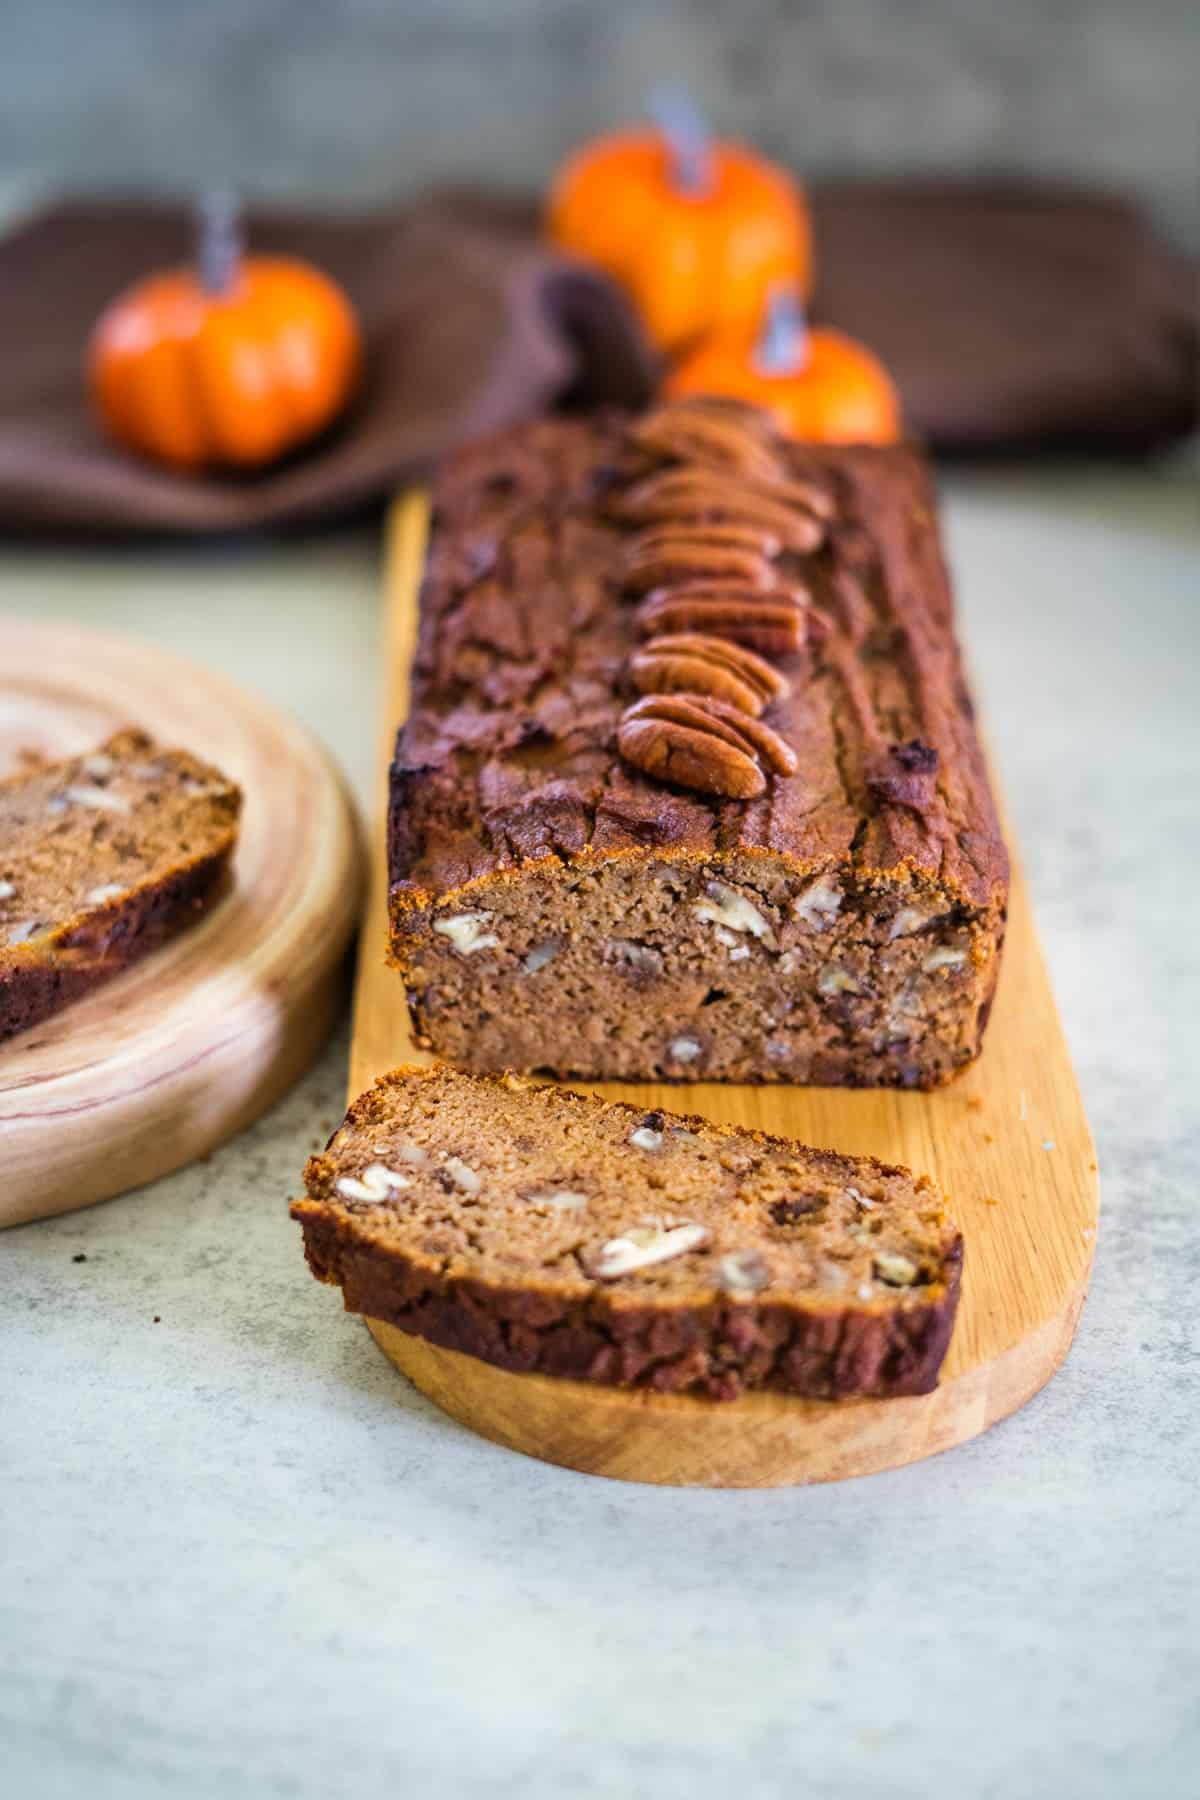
(348, 493, 1098, 1486)
(1, 618, 363, 1229)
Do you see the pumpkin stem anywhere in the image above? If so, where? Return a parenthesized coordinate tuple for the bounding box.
(197, 190, 243, 295)
(649, 87, 713, 196)
(754, 284, 809, 376)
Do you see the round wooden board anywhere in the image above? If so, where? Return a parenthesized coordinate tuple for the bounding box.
(1, 617, 363, 1229)
(341, 495, 1100, 1489)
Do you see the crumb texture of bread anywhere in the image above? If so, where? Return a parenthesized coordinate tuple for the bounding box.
(387, 405, 1008, 1089)
(0, 729, 242, 1038)
(292, 1065, 963, 1401)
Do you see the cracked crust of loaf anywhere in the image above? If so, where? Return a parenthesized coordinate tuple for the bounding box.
(0, 729, 241, 1038)
(386, 411, 1008, 1089)
(292, 1066, 963, 1403)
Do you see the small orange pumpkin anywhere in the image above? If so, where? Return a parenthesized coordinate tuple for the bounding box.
(665, 286, 902, 445)
(88, 196, 362, 472)
(547, 94, 812, 357)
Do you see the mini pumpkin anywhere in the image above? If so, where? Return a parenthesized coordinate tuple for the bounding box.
(546, 94, 812, 356)
(88, 195, 362, 472)
(665, 286, 902, 445)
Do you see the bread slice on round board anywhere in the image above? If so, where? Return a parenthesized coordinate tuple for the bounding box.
(0, 617, 363, 1228)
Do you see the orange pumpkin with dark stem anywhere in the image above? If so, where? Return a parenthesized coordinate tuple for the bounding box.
(88, 196, 362, 472)
(665, 286, 902, 445)
(547, 95, 812, 356)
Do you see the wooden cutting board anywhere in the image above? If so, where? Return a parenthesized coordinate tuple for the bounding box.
(1, 618, 363, 1229)
(349, 493, 1098, 1487)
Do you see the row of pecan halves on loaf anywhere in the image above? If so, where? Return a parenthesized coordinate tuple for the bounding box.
(613, 398, 832, 799)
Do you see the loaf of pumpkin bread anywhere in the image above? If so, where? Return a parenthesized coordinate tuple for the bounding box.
(389, 398, 1008, 1087)
(0, 729, 241, 1038)
(294, 1065, 963, 1401)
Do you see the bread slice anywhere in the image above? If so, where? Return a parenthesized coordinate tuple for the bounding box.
(293, 1066, 963, 1401)
(0, 728, 241, 1038)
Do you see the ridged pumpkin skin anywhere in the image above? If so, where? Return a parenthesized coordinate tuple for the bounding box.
(88, 258, 362, 472)
(547, 128, 812, 356)
(666, 325, 901, 446)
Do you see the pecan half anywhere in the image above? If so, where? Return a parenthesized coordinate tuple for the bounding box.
(622, 526, 775, 594)
(628, 401, 785, 481)
(628, 633, 789, 716)
(628, 519, 781, 557)
(648, 398, 837, 520)
(612, 468, 826, 553)
(618, 694, 798, 799)
(736, 465, 837, 524)
(637, 583, 812, 657)
(668, 394, 778, 430)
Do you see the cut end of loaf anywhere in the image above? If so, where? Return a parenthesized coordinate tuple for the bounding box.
(392, 849, 1002, 1089)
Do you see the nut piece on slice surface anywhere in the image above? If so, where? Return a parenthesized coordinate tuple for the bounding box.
(293, 1064, 963, 1403)
(0, 728, 242, 1040)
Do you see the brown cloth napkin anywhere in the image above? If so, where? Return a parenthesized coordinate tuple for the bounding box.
(810, 181, 1198, 455)
(0, 197, 655, 535)
(0, 184, 1194, 536)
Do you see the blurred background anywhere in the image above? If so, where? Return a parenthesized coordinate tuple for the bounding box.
(2, 0, 1196, 246)
(2, 13, 1199, 1800)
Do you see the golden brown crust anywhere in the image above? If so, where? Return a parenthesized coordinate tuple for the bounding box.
(387, 411, 1006, 912)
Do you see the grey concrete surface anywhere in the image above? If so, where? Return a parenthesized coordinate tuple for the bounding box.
(2, 1, 1198, 247)
(1, 462, 1197, 1797)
